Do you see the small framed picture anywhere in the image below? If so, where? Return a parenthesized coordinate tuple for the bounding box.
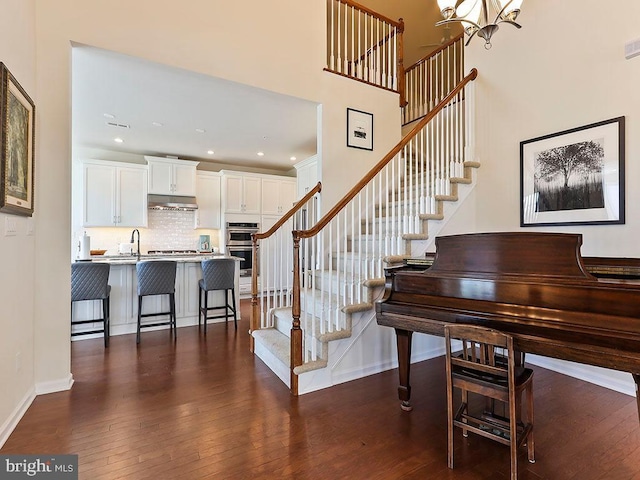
(520, 117, 625, 227)
(347, 108, 373, 151)
(0, 63, 36, 216)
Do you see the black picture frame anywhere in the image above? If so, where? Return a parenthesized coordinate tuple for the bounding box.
(0, 62, 35, 217)
(520, 117, 625, 227)
(346, 108, 373, 151)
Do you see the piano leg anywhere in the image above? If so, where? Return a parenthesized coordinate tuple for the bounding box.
(395, 328, 413, 412)
(633, 374, 640, 422)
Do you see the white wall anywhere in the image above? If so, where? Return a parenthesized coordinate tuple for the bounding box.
(24, 0, 401, 423)
(460, 0, 640, 394)
(466, 0, 640, 255)
(0, 0, 37, 446)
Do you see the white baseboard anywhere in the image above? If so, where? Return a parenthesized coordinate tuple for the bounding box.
(35, 374, 74, 395)
(528, 355, 636, 397)
(0, 387, 36, 448)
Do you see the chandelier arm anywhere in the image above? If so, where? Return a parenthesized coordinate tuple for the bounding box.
(464, 30, 479, 46)
(436, 17, 482, 31)
(499, 19, 522, 29)
(491, 0, 514, 23)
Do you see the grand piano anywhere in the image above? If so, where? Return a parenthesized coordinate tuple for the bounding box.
(375, 232, 640, 415)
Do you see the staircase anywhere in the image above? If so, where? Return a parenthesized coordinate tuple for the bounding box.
(251, 1, 479, 395)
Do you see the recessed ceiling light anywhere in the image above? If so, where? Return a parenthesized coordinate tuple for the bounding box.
(290, 156, 297, 161)
(207, 150, 214, 155)
(114, 137, 124, 143)
(195, 128, 206, 133)
(103, 113, 115, 119)
(257, 152, 264, 156)
(152, 122, 163, 127)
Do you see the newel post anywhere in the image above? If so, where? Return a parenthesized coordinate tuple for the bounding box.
(397, 18, 407, 107)
(250, 235, 259, 352)
(290, 233, 302, 396)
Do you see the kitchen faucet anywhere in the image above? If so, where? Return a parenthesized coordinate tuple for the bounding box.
(130, 229, 141, 259)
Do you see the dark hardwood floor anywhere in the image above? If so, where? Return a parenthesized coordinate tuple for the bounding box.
(3, 300, 640, 479)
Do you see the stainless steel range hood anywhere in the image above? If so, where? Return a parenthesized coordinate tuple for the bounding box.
(147, 194, 198, 210)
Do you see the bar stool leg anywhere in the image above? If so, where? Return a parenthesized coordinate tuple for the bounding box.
(170, 293, 177, 340)
(137, 296, 143, 344)
(203, 289, 209, 335)
(103, 297, 109, 348)
(198, 285, 202, 328)
(231, 288, 237, 330)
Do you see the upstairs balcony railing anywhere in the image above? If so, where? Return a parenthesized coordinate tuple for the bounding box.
(325, 0, 406, 106)
(403, 33, 465, 125)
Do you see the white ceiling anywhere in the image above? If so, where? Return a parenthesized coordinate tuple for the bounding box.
(71, 45, 319, 172)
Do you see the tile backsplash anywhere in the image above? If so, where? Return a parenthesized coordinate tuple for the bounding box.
(76, 210, 220, 255)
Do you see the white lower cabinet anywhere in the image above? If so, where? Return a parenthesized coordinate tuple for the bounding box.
(71, 264, 134, 337)
(181, 262, 201, 319)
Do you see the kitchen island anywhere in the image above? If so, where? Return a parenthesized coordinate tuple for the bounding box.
(71, 254, 242, 339)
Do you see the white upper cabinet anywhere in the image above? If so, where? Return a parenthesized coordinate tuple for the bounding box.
(261, 176, 297, 215)
(83, 160, 148, 227)
(145, 156, 199, 196)
(222, 173, 261, 214)
(294, 155, 318, 198)
(195, 172, 221, 229)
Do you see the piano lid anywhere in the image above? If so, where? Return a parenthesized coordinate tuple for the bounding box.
(426, 232, 595, 282)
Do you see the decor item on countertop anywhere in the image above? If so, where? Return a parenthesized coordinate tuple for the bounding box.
(198, 234, 211, 252)
(520, 116, 625, 227)
(78, 232, 91, 260)
(91, 249, 107, 256)
(436, 0, 523, 49)
(119, 242, 134, 255)
(0, 62, 35, 216)
(347, 108, 373, 151)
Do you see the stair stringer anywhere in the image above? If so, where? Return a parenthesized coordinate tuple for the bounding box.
(405, 162, 479, 257)
(253, 166, 481, 394)
(296, 284, 446, 395)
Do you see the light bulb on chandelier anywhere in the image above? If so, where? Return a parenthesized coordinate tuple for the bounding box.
(436, 0, 523, 49)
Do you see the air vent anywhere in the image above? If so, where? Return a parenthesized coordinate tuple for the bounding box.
(626, 38, 640, 60)
(106, 122, 130, 129)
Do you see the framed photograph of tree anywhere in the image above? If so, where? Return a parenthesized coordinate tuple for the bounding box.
(520, 117, 625, 227)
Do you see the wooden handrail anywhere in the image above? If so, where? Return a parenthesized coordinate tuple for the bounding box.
(294, 68, 477, 240)
(404, 32, 465, 75)
(253, 182, 322, 241)
(337, 0, 404, 29)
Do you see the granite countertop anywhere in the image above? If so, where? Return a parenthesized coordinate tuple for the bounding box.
(77, 253, 237, 265)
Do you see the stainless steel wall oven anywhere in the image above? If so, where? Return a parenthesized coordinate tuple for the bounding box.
(225, 222, 259, 276)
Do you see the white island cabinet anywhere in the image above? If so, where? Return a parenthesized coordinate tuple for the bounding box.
(82, 160, 148, 227)
(71, 257, 240, 339)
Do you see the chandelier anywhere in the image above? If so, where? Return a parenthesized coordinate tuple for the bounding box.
(436, 0, 523, 49)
